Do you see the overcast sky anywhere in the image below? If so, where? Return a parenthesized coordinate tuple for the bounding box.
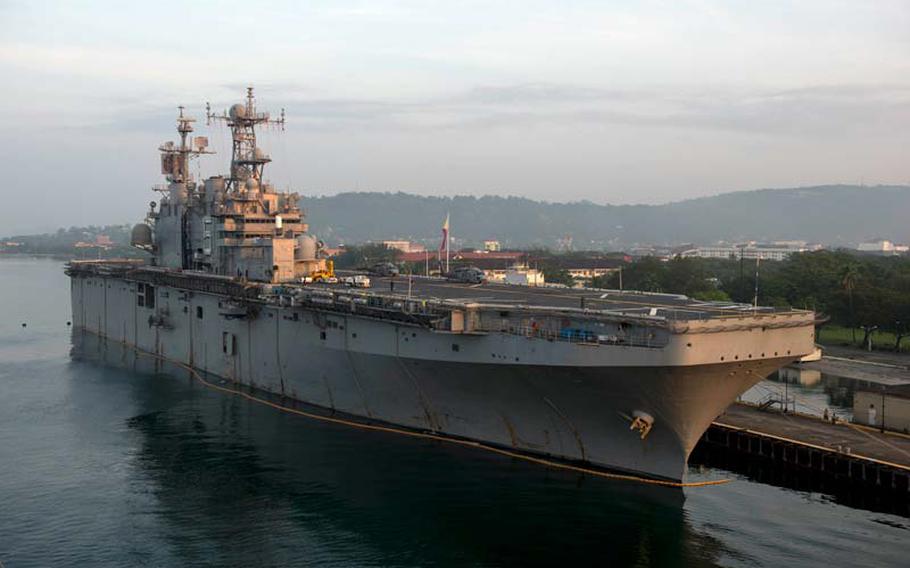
(2, 0, 908, 234)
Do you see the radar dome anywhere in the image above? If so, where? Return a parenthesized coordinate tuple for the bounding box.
(245, 178, 260, 192)
(253, 147, 269, 161)
(295, 234, 318, 261)
(229, 103, 247, 120)
(131, 223, 153, 248)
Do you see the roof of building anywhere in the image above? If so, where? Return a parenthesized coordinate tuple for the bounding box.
(856, 383, 910, 400)
(530, 256, 629, 270)
(398, 250, 525, 263)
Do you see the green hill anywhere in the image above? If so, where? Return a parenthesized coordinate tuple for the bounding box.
(300, 185, 910, 247)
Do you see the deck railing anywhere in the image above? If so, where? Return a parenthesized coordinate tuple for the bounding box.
(498, 325, 665, 349)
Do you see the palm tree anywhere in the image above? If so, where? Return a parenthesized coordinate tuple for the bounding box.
(841, 265, 860, 344)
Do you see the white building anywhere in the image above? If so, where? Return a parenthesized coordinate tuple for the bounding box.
(857, 240, 908, 254)
(484, 265, 545, 286)
(504, 267, 545, 286)
(683, 241, 817, 261)
(483, 239, 501, 252)
(566, 267, 618, 281)
(382, 240, 425, 253)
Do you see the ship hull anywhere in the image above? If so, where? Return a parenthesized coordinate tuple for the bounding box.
(70, 273, 792, 482)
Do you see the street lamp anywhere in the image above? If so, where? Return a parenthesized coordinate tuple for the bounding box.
(881, 385, 886, 433)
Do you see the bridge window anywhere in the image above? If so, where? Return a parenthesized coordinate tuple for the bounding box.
(196, 306, 204, 319)
(222, 332, 236, 355)
(136, 283, 155, 308)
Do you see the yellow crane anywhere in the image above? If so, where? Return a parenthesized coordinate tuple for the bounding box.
(310, 259, 335, 282)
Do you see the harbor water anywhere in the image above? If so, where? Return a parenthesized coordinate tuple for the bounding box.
(1, 257, 907, 567)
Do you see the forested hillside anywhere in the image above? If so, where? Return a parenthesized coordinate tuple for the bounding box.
(300, 185, 910, 247)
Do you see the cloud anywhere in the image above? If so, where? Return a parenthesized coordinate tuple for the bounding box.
(1, 0, 908, 236)
(272, 82, 910, 137)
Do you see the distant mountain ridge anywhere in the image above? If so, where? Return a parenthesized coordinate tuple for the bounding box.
(300, 185, 910, 247)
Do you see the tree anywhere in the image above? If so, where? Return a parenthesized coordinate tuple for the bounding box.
(333, 243, 400, 269)
(662, 257, 718, 297)
(894, 321, 907, 352)
(542, 268, 575, 287)
(692, 289, 731, 302)
(841, 264, 860, 343)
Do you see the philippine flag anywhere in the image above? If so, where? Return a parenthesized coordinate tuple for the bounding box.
(439, 213, 449, 254)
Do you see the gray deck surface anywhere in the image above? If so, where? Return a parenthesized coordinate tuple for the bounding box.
(328, 274, 794, 321)
(717, 403, 910, 468)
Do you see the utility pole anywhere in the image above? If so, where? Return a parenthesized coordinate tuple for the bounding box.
(881, 386, 886, 433)
(753, 255, 760, 307)
(784, 377, 789, 413)
(739, 245, 745, 302)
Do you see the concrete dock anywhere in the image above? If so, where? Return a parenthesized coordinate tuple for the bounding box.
(697, 402, 910, 498)
(803, 344, 910, 386)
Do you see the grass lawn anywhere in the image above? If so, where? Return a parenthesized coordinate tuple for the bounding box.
(817, 324, 909, 353)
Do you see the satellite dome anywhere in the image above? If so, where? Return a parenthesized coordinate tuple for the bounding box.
(295, 234, 318, 261)
(253, 147, 269, 161)
(131, 223, 153, 247)
(245, 178, 260, 192)
(229, 103, 247, 120)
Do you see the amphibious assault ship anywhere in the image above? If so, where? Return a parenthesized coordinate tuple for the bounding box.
(67, 89, 817, 482)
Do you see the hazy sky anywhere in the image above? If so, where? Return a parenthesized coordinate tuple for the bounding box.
(2, 0, 908, 234)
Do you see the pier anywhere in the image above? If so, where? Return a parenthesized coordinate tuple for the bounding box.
(696, 402, 910, 507)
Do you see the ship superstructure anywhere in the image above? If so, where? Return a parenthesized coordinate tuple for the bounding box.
(137, 88, 326, 282)
(67, 89, 817, 482)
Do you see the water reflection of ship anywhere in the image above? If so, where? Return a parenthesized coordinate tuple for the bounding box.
(69, 330, 733, 567)
(768, 368, 869, 418)
(778, 366, 822, 386)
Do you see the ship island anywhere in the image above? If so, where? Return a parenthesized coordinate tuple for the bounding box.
(66, 88, 817, 482)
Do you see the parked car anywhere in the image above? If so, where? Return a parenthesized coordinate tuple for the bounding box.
(450, 266, 485, 284)
(342, 274, 372, 288)
(370, 262, 400, 277)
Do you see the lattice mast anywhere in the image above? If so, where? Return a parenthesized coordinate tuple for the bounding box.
(206, 87, 285, 192)
(159, 106, 212, 183)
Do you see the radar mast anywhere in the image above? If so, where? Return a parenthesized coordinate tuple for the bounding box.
(206, 87, 285, 192)
(158, 106, 213, 183)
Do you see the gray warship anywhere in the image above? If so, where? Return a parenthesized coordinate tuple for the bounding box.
(67, 89, 817, 482)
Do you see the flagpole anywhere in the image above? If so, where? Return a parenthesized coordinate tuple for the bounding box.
(753, 255, 760, 307)
(441, 212, 450, 273)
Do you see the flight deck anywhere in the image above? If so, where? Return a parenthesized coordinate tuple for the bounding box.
(325, 273, 802, 322)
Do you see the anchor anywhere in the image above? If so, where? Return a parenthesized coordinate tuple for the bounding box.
(628, 410, 655, 440)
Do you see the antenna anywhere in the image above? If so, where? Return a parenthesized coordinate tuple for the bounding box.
(205, 86, 286, 191)
(157, 106, 213, 183)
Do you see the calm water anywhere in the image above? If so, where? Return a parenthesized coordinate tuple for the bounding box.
(1, 257, 907, 567)
(742, 368, 862, 421)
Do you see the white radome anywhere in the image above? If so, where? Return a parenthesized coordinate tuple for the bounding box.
(229, 103, 247, 120)
(295, 234, 318, 260)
